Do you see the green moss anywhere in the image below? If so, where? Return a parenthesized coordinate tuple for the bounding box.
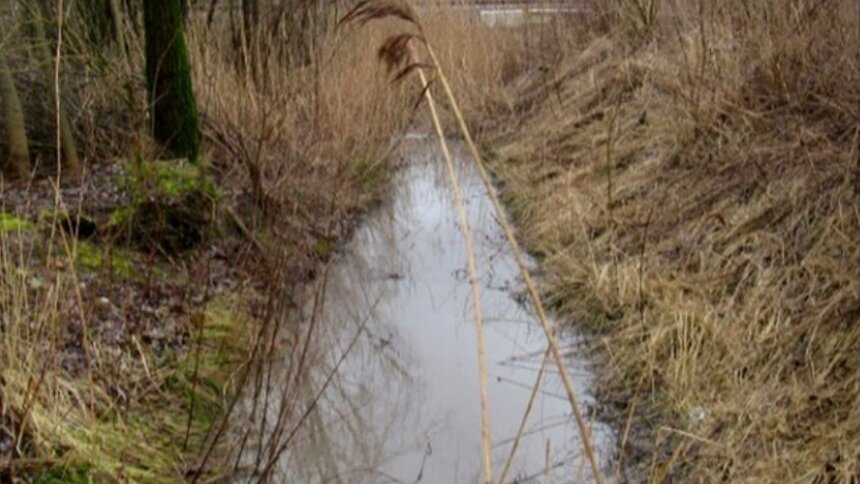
(0, 212, 33, 232)
(114, 157, 219, 253)
(313, 238, 334, 259)
(122, 158, 217, 200)
(75, 241, 102, 269)
(74, 241, 136, 278)
(144, 0, 201, 162)
(107, 250, 135, 279)
(106, 206, 135, 231)
(153, 160, 208, 197)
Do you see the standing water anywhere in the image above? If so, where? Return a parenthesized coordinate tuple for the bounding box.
(238, 139, 614, 483)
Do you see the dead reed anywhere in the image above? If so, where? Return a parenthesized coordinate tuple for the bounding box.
(411, 45, 496, 484)
(342, 2, 605, 481)
(488, 1, 860, 481)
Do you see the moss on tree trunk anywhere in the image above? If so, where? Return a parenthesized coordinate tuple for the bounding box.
(144, 0, 200, 162)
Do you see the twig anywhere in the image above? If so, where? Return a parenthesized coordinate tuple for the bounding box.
(226, 206, 266, 253)
(257, 295, 382, 481)
(497, 347, 550, 484)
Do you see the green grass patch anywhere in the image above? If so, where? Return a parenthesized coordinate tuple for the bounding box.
(0, 212, 33, 232)
(120, 157, 218, 201)
(73, 241, 135, 279)
(31, 296, 252, 482)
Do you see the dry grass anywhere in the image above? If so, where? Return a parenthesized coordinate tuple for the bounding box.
(417, 5, 526, 123)
(1, 1, 527, 480)
(0, 226, 257, 482)
(0, 2, 433, 481)
(488, 1, 860, 481)
(189, 14, 417, 220)
(4, 0, 855, 481)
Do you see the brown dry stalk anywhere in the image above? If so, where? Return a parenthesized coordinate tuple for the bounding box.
(418, 41, 606, 484)
(410, 45, 494, 484)
(53, 0, 96, 440)
(497, 346, 550, 484)
(543, 438, 552, 484)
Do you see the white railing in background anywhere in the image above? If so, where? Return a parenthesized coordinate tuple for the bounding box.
(425, 2, 586, 27)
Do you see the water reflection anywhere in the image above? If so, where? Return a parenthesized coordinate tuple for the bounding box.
(238, 139, 615, 483)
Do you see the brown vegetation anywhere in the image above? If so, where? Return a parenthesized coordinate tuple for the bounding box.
(0, 1, 422, 481)
(486, 1, 860, 481)
(2, 0, 857, 481)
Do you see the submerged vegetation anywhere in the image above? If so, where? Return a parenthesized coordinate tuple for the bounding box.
(0, 0, 857, 482)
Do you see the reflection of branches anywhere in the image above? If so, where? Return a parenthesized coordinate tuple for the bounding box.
(320, 441, 433, 484)
(258, 294, 382, 480)
(493, 375, 569, 401)
(492, 417, 575, 450)
(323, 375, 375, 467)
(503, 446, 607, 484)
(320, 467, 413, 484)
(498, 348, 550, 484)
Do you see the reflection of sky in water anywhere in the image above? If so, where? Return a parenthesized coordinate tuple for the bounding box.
(250, 140, 615, 483)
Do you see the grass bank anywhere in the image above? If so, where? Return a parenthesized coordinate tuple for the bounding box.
(484, 1, 859, 481)
(0, 3, 420, 481)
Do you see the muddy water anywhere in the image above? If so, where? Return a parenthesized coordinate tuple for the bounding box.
(248, 139, 614, 483)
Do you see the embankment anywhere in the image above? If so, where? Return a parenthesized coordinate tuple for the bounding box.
(485, 3, 859, 481)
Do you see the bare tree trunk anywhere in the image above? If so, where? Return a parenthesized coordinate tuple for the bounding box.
(0, 49, 30, 178)
(32, 5, 83, 179)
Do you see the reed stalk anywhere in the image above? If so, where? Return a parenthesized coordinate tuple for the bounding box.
(497, 347, 550, 484)
(410, 44, 495, 484)
(417, 39, 606, 484)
